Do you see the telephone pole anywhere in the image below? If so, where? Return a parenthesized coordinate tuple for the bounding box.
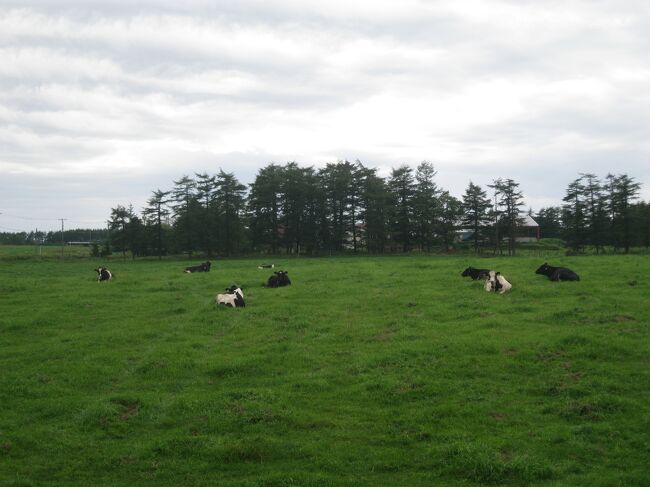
(59, 218, 67, 259)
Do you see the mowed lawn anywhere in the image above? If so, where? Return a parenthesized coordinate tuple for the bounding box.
(1, 254, 649, 486)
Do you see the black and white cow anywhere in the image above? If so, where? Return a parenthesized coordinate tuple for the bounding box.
(95, 267, 113, 282)
(215, 285, 245, 308)
(535, 263, 580, 281)
(185, 261, 211, 273)
(484, 270, 512, 294)
(258, 264, 274, 269)
(265, 270, 291, 288)
(461, 266, 491, 280)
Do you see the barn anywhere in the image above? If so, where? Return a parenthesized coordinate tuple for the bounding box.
(516, 214, 540, 242)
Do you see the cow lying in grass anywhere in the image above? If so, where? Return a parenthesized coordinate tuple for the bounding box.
(484, 271, 512, 294)
(265, 270, 291, 288)
(258, 264, 274, 269)
(95, 267, 113, 282)
(185, 261, 211, 273)
(461, 266, 491, 280)
(215, 286, 245, 308)
(535, 263, 580, 281)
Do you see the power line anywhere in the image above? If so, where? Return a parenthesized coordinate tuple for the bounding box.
(0, 212, 106, 224)
(0, 224, 25, 232)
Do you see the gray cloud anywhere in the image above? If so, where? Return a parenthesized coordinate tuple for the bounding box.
(1, 1, 649, 231)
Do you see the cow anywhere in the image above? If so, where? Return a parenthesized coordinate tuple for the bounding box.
(95, 267, 113, 282)
(215, 286, 245, 308)
(258, 264, 275, 269)
(264, 270, 291, 288)
(535, 262, 580, 281)
(184, 261, 211, 273)
(484, 271, 512, 294)
(461, 266, 491, 280)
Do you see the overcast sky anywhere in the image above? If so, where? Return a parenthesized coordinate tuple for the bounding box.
(1, 1, 649, 232)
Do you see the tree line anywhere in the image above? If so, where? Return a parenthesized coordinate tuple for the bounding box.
(3, 163, 647, 256)
(101, 162, 647, 258)
(0, 228, 109, 246)
(537, 173, 648, 253)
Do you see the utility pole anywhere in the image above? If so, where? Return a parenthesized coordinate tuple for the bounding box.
(59, 218, 67, 259)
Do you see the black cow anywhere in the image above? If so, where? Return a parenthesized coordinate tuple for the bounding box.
(185, 261, 211, 273)
(95, 267, 113, 282)
(461, 267, 491, 280)
(265, 270, 291, 288)
(535, 262, 580, 281)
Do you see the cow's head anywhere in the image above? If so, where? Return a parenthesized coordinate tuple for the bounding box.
(535, 263, 549, 275)
(461, 267, 472, 277)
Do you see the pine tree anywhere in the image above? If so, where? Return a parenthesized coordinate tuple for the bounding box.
(215, 170, 247, 256)
(358, 166, 390, 253)
(579, 173, 607, 254)
(194, 172, 219, 256)
(491, 178, 524, 256)
(248, 164, 284, 253)
(108, 205, 130, 259)
(535, 207, 562, 239)
(171, 175, 198, 256)
(437, 191, 462, 252)
(388, 165, 415, 252)
(562, 177, 587, 252)
(606, 173, 641, 253)
(412, 161, 439, 252)
(142, 189, 170, 259)
(461, 181, 491, 254)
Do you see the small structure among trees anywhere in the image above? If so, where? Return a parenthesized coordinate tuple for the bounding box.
(516, 214, 540, 242)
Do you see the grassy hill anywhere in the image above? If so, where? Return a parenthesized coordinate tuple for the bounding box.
(1, 255, 649, 485)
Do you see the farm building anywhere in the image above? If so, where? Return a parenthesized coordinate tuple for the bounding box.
(456, 214, 540, 243)
(516, 214, 540, 242)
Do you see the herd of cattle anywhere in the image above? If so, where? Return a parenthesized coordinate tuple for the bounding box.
(462, 262, 580, 294)
(94, 263, 291, 308)
(94, 260, 579, 305)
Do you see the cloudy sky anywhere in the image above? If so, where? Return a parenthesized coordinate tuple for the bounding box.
(1, 1, 649, 232)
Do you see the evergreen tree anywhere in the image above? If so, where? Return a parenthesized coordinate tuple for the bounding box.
(358, 165, 391, 253)
(248, 164, 284, 253)
(535, 207, 563, 239)
(491, 178, 525, 256)
(215, 170, 247, 255)
(108, 205, 130, 259)
(437, 191, 462, 252)
(579, 173, 607, 253)
(108, 204, 144, 259)
(606, 173, 641, 253)
(461, 181, 491, 254)
(318, 161, 361, 252)
(280, 163, 314, 254)
(630, 201, 650, 248)
(412, 161, 439, 252)
(171, 175, 198, 256)
(388, 165, 415, 252)
(142, 189, 171, 259)
(562, 177, 587, 252)
(194, 172, 219, 256)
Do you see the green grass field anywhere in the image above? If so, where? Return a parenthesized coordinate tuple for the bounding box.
(1, 252, 649, 486)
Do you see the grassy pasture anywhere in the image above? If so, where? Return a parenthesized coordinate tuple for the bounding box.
(1, 254, 649, 486)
